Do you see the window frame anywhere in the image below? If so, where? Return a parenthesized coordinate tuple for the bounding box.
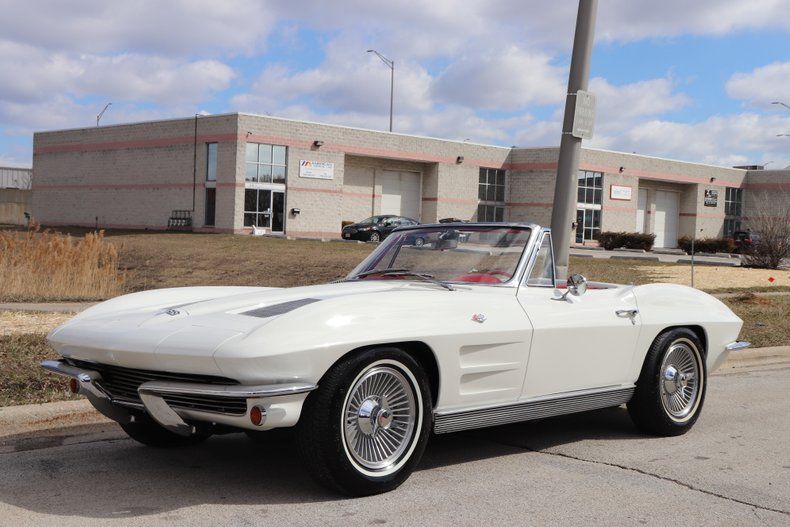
(245, 142, 287, 185)
(525, 230, 556, 288)
(478, 167, 507, 222)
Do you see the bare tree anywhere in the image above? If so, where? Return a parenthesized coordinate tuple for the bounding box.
(742, 191, 790, 269)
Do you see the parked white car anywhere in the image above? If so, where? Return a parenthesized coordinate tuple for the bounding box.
(42, 223, 749, 496)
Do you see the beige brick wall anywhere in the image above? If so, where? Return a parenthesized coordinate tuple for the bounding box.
(32, 114, 239, 230)
(32, 112, 773, 244)
(743, 169, 790, 230)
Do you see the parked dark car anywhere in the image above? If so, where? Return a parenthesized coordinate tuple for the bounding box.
(341, 215, 419, 242)
(732, 230, 757, 253)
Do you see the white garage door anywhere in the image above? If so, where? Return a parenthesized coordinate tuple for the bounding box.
(380, 170, 421, 220)
(654, 190, 679, 248)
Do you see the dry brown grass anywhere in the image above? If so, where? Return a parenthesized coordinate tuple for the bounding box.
(0, 226, 124, 302)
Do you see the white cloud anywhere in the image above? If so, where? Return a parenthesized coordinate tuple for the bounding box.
(726, 62, 790, 106)
(0, 0, 274, 56)
(432, 47, 566, 110)
(612, 113, 790, 168)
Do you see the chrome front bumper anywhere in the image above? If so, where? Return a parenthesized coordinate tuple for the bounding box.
(41, 359, 317, 436)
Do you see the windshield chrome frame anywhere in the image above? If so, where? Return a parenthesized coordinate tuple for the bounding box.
(345, 222, 542, 288)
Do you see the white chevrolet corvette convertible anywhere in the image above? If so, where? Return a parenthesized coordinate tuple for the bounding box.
(43, 223, 749, 496)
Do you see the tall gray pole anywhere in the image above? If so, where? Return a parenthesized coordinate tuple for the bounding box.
(389, 61, 394, 132)
(550, 0, 598, 280)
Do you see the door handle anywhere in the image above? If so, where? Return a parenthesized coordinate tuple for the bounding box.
(615, 309, 639, 324)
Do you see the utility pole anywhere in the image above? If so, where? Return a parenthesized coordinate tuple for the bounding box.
(550, 0, 598, 280)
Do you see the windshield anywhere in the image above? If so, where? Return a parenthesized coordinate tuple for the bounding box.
(348, 225, 532, 285)
(358, 216, 389, 225)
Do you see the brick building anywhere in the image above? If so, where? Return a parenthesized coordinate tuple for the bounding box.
(32, 113, 790, 247)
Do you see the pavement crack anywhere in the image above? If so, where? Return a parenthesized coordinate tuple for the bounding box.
(481, 437, 789, 517)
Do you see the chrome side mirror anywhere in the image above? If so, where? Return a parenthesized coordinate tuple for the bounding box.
(567, 273, 587, 296)
(553, 273, 588, 301)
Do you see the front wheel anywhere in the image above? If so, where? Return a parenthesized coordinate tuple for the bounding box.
(368, 231, 381, 243)
(296, 348, 432, 496)
(628, 328, 707, 436)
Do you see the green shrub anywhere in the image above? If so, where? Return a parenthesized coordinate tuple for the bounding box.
(677, 236, 734, 254)
(597, 232, 656, 251)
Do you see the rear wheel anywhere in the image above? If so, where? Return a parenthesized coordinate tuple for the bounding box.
(296, 347, 432, 496)
(628, 328, 706, 436)
(120, 415, 211, 447)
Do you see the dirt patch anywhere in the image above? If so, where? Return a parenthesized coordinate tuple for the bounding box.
(641, 265, 790, 290)
(0, 311, 73, 336)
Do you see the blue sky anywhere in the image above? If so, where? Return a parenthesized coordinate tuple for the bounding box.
(0, 0, 789, 168)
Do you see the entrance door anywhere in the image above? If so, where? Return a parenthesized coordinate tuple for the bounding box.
(272, 191, 285, 233)
(243, 188, 285, 233)
(380, 170, 421, 220)
(654, 190, 679, 248)
(636, 188, 647, 233)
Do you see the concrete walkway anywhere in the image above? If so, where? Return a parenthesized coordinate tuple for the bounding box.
(571, 246, 740, 266)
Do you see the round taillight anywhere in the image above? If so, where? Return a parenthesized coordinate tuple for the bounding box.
(68, 378, 79, 394)
(250, 405, 266, 427)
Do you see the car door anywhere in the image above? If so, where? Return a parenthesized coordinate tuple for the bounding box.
(516, 231, 641, 398)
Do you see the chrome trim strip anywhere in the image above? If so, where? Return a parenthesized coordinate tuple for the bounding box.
(433, 386, 635, 434)
(136, 380, 317, 436)
(137, 380, 317, 398)
(725, 341, 751, 351)
(40, 360, 131, 424)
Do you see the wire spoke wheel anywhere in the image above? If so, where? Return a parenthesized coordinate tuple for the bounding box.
(659, 339, 702, 421)
(343, 365, 417, 473)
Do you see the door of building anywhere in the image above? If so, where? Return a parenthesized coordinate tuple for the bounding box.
(272, 191, 285, 233)
(654, 190, 679, 248)
(380, 170, 421, 220)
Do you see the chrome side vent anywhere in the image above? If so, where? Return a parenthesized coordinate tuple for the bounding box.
(241, 298, 322, 318)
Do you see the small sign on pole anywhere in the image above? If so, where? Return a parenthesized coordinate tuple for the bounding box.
(571, 90, 596, 140)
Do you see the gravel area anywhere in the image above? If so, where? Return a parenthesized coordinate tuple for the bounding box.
(642, 265, 790, 289)
(0, 311, 72, 337)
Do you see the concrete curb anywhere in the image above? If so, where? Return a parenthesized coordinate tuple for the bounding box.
(2, 346, 786, 439)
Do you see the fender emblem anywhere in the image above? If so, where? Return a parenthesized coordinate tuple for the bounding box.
(164, 309, 181, 316)
(471, 313, 487, 323)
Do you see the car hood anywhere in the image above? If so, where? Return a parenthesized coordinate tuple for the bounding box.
(47, 281, 434, 372)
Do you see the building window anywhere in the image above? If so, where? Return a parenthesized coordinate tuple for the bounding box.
(206, 143, 217, 181)
(576, 170, 603, 243)
(204, 188, 216, 226)
(478, 168, 506, 222)
(724, 187, 743, 237)
(246, 143, 286, 184)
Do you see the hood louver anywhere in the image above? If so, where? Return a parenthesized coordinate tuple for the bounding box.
(241, 298, 322, 318)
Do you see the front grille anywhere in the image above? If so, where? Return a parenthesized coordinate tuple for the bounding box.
(68, 359, 248, 416)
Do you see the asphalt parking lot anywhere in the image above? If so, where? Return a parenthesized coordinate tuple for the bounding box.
(0, 365, 787, 527)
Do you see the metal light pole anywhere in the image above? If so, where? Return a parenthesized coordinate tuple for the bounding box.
(772, 101, 790, 110)
(550, 0, 598, 280)
(367, 49, 394, 132)
(96, 102, 112, 126)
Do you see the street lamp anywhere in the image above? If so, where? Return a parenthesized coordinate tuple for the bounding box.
(772, 101, 790, 110)
(367, 49, 394, 132)
(777, 133, 790, 137)
(96, 102, 112, 126)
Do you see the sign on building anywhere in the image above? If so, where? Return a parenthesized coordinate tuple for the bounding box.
(704, 189, 718, 207)
(610, 185, 632, 201)
(571, 90, 596, 140)
(299, 160, 334, 180)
